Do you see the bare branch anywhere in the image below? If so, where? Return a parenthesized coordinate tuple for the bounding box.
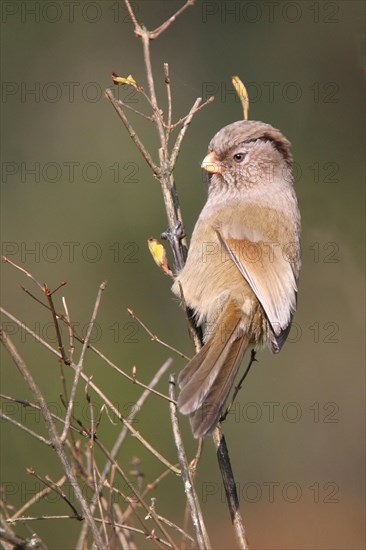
(95, 439, 179, 550)
(61, 281, 106, 443)
(0, 528, 42, 550)
(8, 475, 67, 522)
(7, 515, 84, 523)
(124, 0, 141, 34)
(164, 63, 172, 139)
(153, 512, 195, 545)
(94, 518, 174, 549)
(0, 329, 104, 550)
(212, 427, 250, 549)
(105, 88, 159, 174)
(44, 284, 70, 365)
(116, 97, 154, 121)
(141, 31, 166, 149)
(170, 98, 202, 169)
(168, 96, 214, 131)
(150, 0, 196, 39)
(168, 375, 211, 550)
(0, 394, 82, 437)
(79, 281, 106, 366)
(62, 296, 75, 363)
(76, 357, 173, 550)
(127, 308, 190, 360)
(26, 468, 81, 520)
(2, 255, 43, 291)
(1, 305, 173, 403)
(80, 367, 180, 473)
(0, 411, 51, 447)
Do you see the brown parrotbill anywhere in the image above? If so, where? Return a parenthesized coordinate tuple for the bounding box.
(172, 120, 301, 438)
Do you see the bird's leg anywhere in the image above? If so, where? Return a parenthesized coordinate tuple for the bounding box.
(163, 222, 203, 347)
(220, 349, 257, 423)
(161, 220, 186, 271)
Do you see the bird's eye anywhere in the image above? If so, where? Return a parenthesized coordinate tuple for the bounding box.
(233, 153, 245, 163)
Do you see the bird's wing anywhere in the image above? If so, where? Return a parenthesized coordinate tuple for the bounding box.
(215, 227, 298, 352)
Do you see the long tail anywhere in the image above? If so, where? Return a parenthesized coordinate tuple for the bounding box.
(178, 301, 250, 438)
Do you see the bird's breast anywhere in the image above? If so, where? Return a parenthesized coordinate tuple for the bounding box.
(172, 215, 254, 325)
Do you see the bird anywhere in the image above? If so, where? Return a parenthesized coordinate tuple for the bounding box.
(172, 120, 301, 438)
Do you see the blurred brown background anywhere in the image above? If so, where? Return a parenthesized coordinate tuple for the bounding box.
(1, 1, 365, 548)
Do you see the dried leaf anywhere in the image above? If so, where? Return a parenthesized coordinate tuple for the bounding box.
(112, 72, 138, 88)
(148, 238, 173, 277)
(232, 75, 249, 121)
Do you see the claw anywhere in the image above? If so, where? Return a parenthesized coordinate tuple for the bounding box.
(161, 221, 186, 270)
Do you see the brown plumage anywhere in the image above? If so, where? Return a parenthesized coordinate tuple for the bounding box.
(172, 120, 301, 438)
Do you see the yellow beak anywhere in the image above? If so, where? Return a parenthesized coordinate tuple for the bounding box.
(201, 152, 222, 174)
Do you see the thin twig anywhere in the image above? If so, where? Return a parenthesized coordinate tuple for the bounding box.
(95, 518, 174, 549)
(76, 367, 180, 474)
(62, 296, 75, 363)
(8, 475, 67, 522)
(212, 426, 249, 549)
(58, 298, 70, 404)
(0, 308, 60, 356)
(0, 308, 178, 473)
(26, 468, 81, 520)
(104, 490, 167, 550)
(61, 281, 106, 443)
(86, 391, 110, 548)
(124, 0, 140, 33)
(150, 0, 196, 39)
(121, 466, 173, 525)
(164, 63, 172, 141)
(127, 308, 190, 360)
(1, 302, 173, 402)
(7, 515, 85, 523)
(2, 255, 43, 291)
(181, 437, 203, 549)
(95, 439, 178, 550)
(0, 394, 81, 436)
(105, 88, 159, 174)
(152, 510, 195, 545)
(168, 96, 214, 131)
(221, 350, 257, 422)
(44, 284, 70, 365)
(76, 358, 176, 550)
(49, 281, 67, 296)
(0, 528, 43, 549)
(79, 282, 107, 366)
(0, 329, 104, 550)
(116, 98, 154, 121)
(0, 411, 51, 446)
(141, 30, 166, 149)
(169, 375, 211, 550)
(170, 97, 202, 169)
(2, 348, 177, 548)
(2, 256, 69, 365)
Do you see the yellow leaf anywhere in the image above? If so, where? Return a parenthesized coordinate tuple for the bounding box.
(232, 76, 249, 121)
(112, 72, 138, 88)
(148, 238, 173, 277)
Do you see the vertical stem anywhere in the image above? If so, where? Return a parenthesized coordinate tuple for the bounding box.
(169, 376, 211, 550)
(212, 427, 249, 549)
(142, 30, 166, 149)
